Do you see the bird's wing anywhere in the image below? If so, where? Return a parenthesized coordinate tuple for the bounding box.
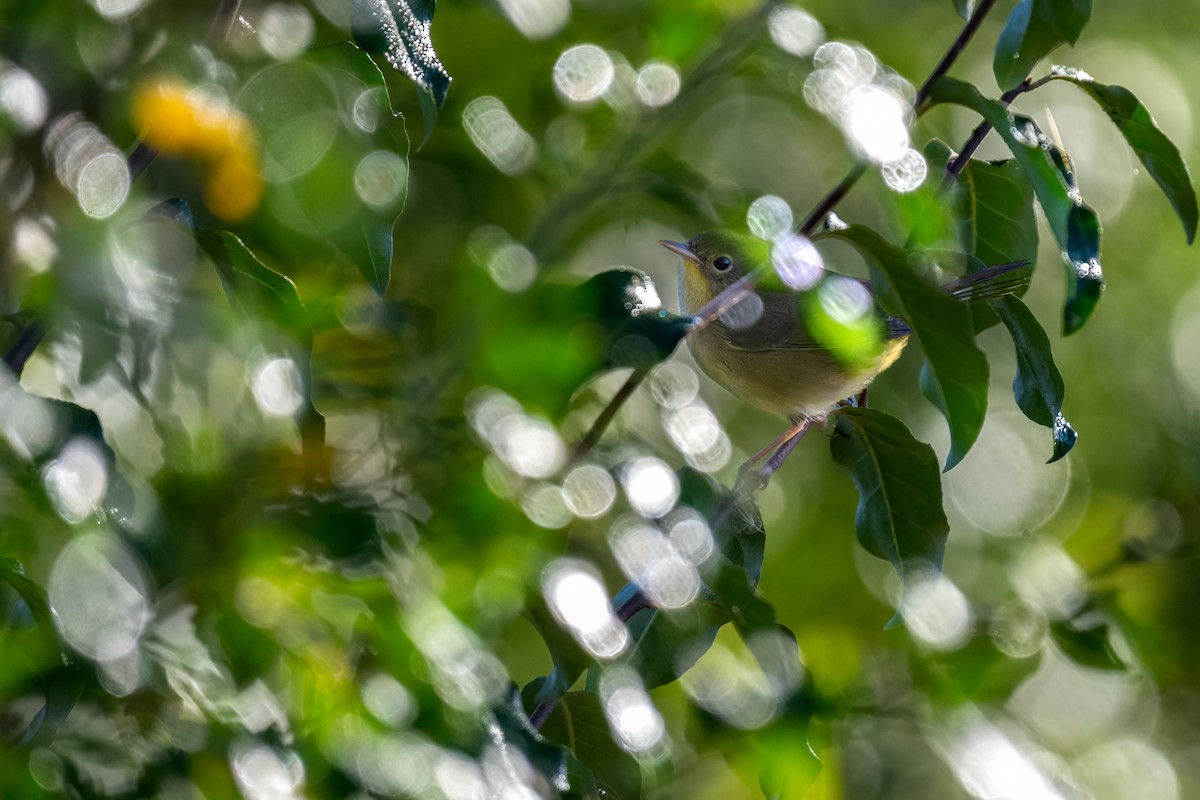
(713, 290, 909, 353)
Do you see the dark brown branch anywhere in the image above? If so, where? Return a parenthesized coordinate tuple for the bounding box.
(798, 162, 867, 235)
(914, 0, 1001, 110)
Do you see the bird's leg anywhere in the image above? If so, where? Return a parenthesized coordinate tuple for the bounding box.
(737, 417, 815, 492)
(747, 417, 811, 467)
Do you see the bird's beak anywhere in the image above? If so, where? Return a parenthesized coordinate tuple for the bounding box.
(659, 240, 700, 264)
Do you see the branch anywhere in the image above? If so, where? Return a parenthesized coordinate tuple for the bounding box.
(913, 0, 1001, 111)
(942, 75, 1050, 188)
(570, 368, 648, 463)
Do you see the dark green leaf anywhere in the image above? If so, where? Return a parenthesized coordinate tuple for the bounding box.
(830, 407, 950, 576)
(822, 226, 988, 469)
(0, 559, 84, 747)
(352, 0, 450, 142)
(1051, 413, 1077, 463)
(624, 603, 724, 690)
(956, 158, 1038, 275)
(525, 590, 596, 707)
(990, 296, 1076, 461)
(191, 225, 326, 461)
(929, 78, 1106, 333)
(676, 467, 765, 586)
(540, 692, 642, 800)
(1050, 616, 1126, 671)
(491, 687, 602, 799)
(571, 270, 695, 372)
(993, 0, 1092, 90)
(1063, 204, 1104, 335)
(1049, 71, 1198, 243)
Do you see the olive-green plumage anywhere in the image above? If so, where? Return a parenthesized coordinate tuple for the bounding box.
(663, 230, 909, 420)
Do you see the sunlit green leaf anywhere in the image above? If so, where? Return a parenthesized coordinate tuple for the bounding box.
(1048, 70, 1198, 243)
(822, 226, 988, 469)
(994, 0, 1092, 90)
(830, 407, 950, 576)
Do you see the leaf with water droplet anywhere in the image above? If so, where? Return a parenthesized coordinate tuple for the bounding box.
(993, 0, 1092, 90)
(352, 0, 450, 144)
(1050, 412, 1077, 462)
(829, 407, 950, 577)
(1048, 72, 1198, 244)
(1063, 204, 1104, 334)
(929, 78, 1106, 334)
(990, 296, 1076, 461)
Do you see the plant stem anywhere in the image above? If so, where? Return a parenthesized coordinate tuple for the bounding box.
(570, 368, 648, 463)
(798, 162, 867, 235)
(941, 75, 1049, 188)
(914, 0, 1001, 111)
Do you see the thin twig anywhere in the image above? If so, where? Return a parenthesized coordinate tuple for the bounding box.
(942, 75, 1052, 188)
(570, 367, 648, 463)
(798, 162, 867, 235)
(914, 0, 1001, 110)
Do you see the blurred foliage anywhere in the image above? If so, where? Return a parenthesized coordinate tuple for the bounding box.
(1, 1, 1199, 799)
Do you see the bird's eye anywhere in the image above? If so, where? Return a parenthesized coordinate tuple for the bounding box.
(713, 256, 733, 272)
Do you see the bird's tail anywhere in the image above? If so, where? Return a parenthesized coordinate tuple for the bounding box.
(942, 259, 1032, 302)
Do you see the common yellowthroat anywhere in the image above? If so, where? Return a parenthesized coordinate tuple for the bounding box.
(662, 229, 1020, 423)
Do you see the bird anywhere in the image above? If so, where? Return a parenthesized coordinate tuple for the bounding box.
(661, 229, 1024, 461)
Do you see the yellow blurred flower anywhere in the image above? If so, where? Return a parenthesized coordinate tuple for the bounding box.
(131, 77, 263, 221)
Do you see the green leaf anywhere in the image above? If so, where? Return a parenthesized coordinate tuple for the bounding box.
(171, 213, 326, 462)
(953, 0, 974, 20)
(352, 0, 450, 143)
(990, 296, 1076, 461)
(676, 467, 765, 586)
(1050, 616, 1126, 671)
(956, 158, 1038, 275)
(0, 558, 84, 747)
(539, 692, 642, 800)
(525, 590, 596, 707)
(1063, 204, 1104, 335)
(822, 226, 988, 469)
(491, 687, 602, 799)
(929, 77, 1106, 333)
(624, 603, 725, 690)
(993, 0, 1092, 90)
(829, 407, 950, 576)
(1048, 71, 1198, 243)
(1051, 413, 1078, 463)
(308, 44, 409, 293)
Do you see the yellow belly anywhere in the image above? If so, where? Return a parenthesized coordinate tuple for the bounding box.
(687, 327, 908, 419)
